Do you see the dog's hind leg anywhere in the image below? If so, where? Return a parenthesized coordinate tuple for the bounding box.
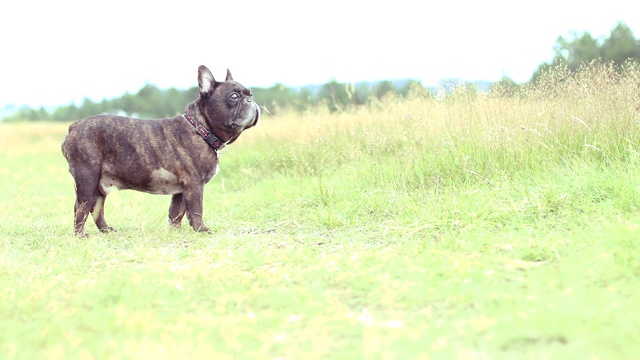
(71, 167, 103, 237)
(169, 193, 186, 228)
(73, 199, 91, 237)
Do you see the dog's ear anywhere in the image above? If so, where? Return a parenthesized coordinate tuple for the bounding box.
(226, 69, 233, 81)
(198, 65, 216, 96)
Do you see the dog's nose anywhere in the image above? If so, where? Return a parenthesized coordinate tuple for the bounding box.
(242, 88, 253, 102)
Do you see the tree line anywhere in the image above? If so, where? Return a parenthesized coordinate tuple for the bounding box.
(531, 22, 640, 82)
(4, 22, 639, 122)
(4, 79, 425, 121)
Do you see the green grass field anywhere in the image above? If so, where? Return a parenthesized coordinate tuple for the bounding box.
(2, 63, 640, 359)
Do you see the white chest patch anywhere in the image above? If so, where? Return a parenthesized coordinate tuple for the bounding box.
(148, 168, 183, 195)
(204, 162, 220, 183)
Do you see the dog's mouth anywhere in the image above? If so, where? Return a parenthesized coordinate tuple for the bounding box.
(252, 103, 260, 127)
(233, 101, 260, 129)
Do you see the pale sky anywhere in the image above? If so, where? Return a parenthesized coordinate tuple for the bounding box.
(1, 0, 639, 108)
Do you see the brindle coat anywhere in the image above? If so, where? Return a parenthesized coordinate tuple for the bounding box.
(61, 66, 260, 236)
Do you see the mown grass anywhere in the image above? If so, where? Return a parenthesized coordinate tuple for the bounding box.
(1, 62, 640, 359)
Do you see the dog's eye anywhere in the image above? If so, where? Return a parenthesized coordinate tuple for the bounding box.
(230, 92, 240, 100)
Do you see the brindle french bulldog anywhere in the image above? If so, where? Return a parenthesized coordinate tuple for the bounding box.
(61, 65, 260, 236)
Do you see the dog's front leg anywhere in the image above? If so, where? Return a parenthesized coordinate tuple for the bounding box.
(169, 193, 186, 228)
(183, 186, 210, 232)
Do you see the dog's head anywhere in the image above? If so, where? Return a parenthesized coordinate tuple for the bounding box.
(195, 65, 260, 144)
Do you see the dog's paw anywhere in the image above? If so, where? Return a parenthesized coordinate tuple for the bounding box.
(195, 226, 211, 233)
(99, 227, 117, 233)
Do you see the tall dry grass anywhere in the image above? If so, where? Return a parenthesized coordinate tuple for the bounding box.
(2, 61, 638, 194)
(228, 61, 640, 192)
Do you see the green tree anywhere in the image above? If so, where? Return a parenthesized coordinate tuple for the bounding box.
(532, 22, 640, 82)
(601, 23, 640, 64)
(294, 88, 314, 111)
(398, 80, 424, 98)
(317, 80, 350, 112)
(113, 92, 138, 116)
(4, 106, 50, 122)
(79, 98, 100, 118)
(352, 83, 371, 105)
(52, 104, 79, 121)
(253, 84, 298, 114)
(555, 32, 600, 71)
(136, 83, 163, 117)
(373, 80, 395, 99)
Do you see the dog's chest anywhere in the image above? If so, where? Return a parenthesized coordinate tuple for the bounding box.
(202, 162, 221, 183)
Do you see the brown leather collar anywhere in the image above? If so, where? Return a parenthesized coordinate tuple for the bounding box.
(182, 114, 225, 152)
